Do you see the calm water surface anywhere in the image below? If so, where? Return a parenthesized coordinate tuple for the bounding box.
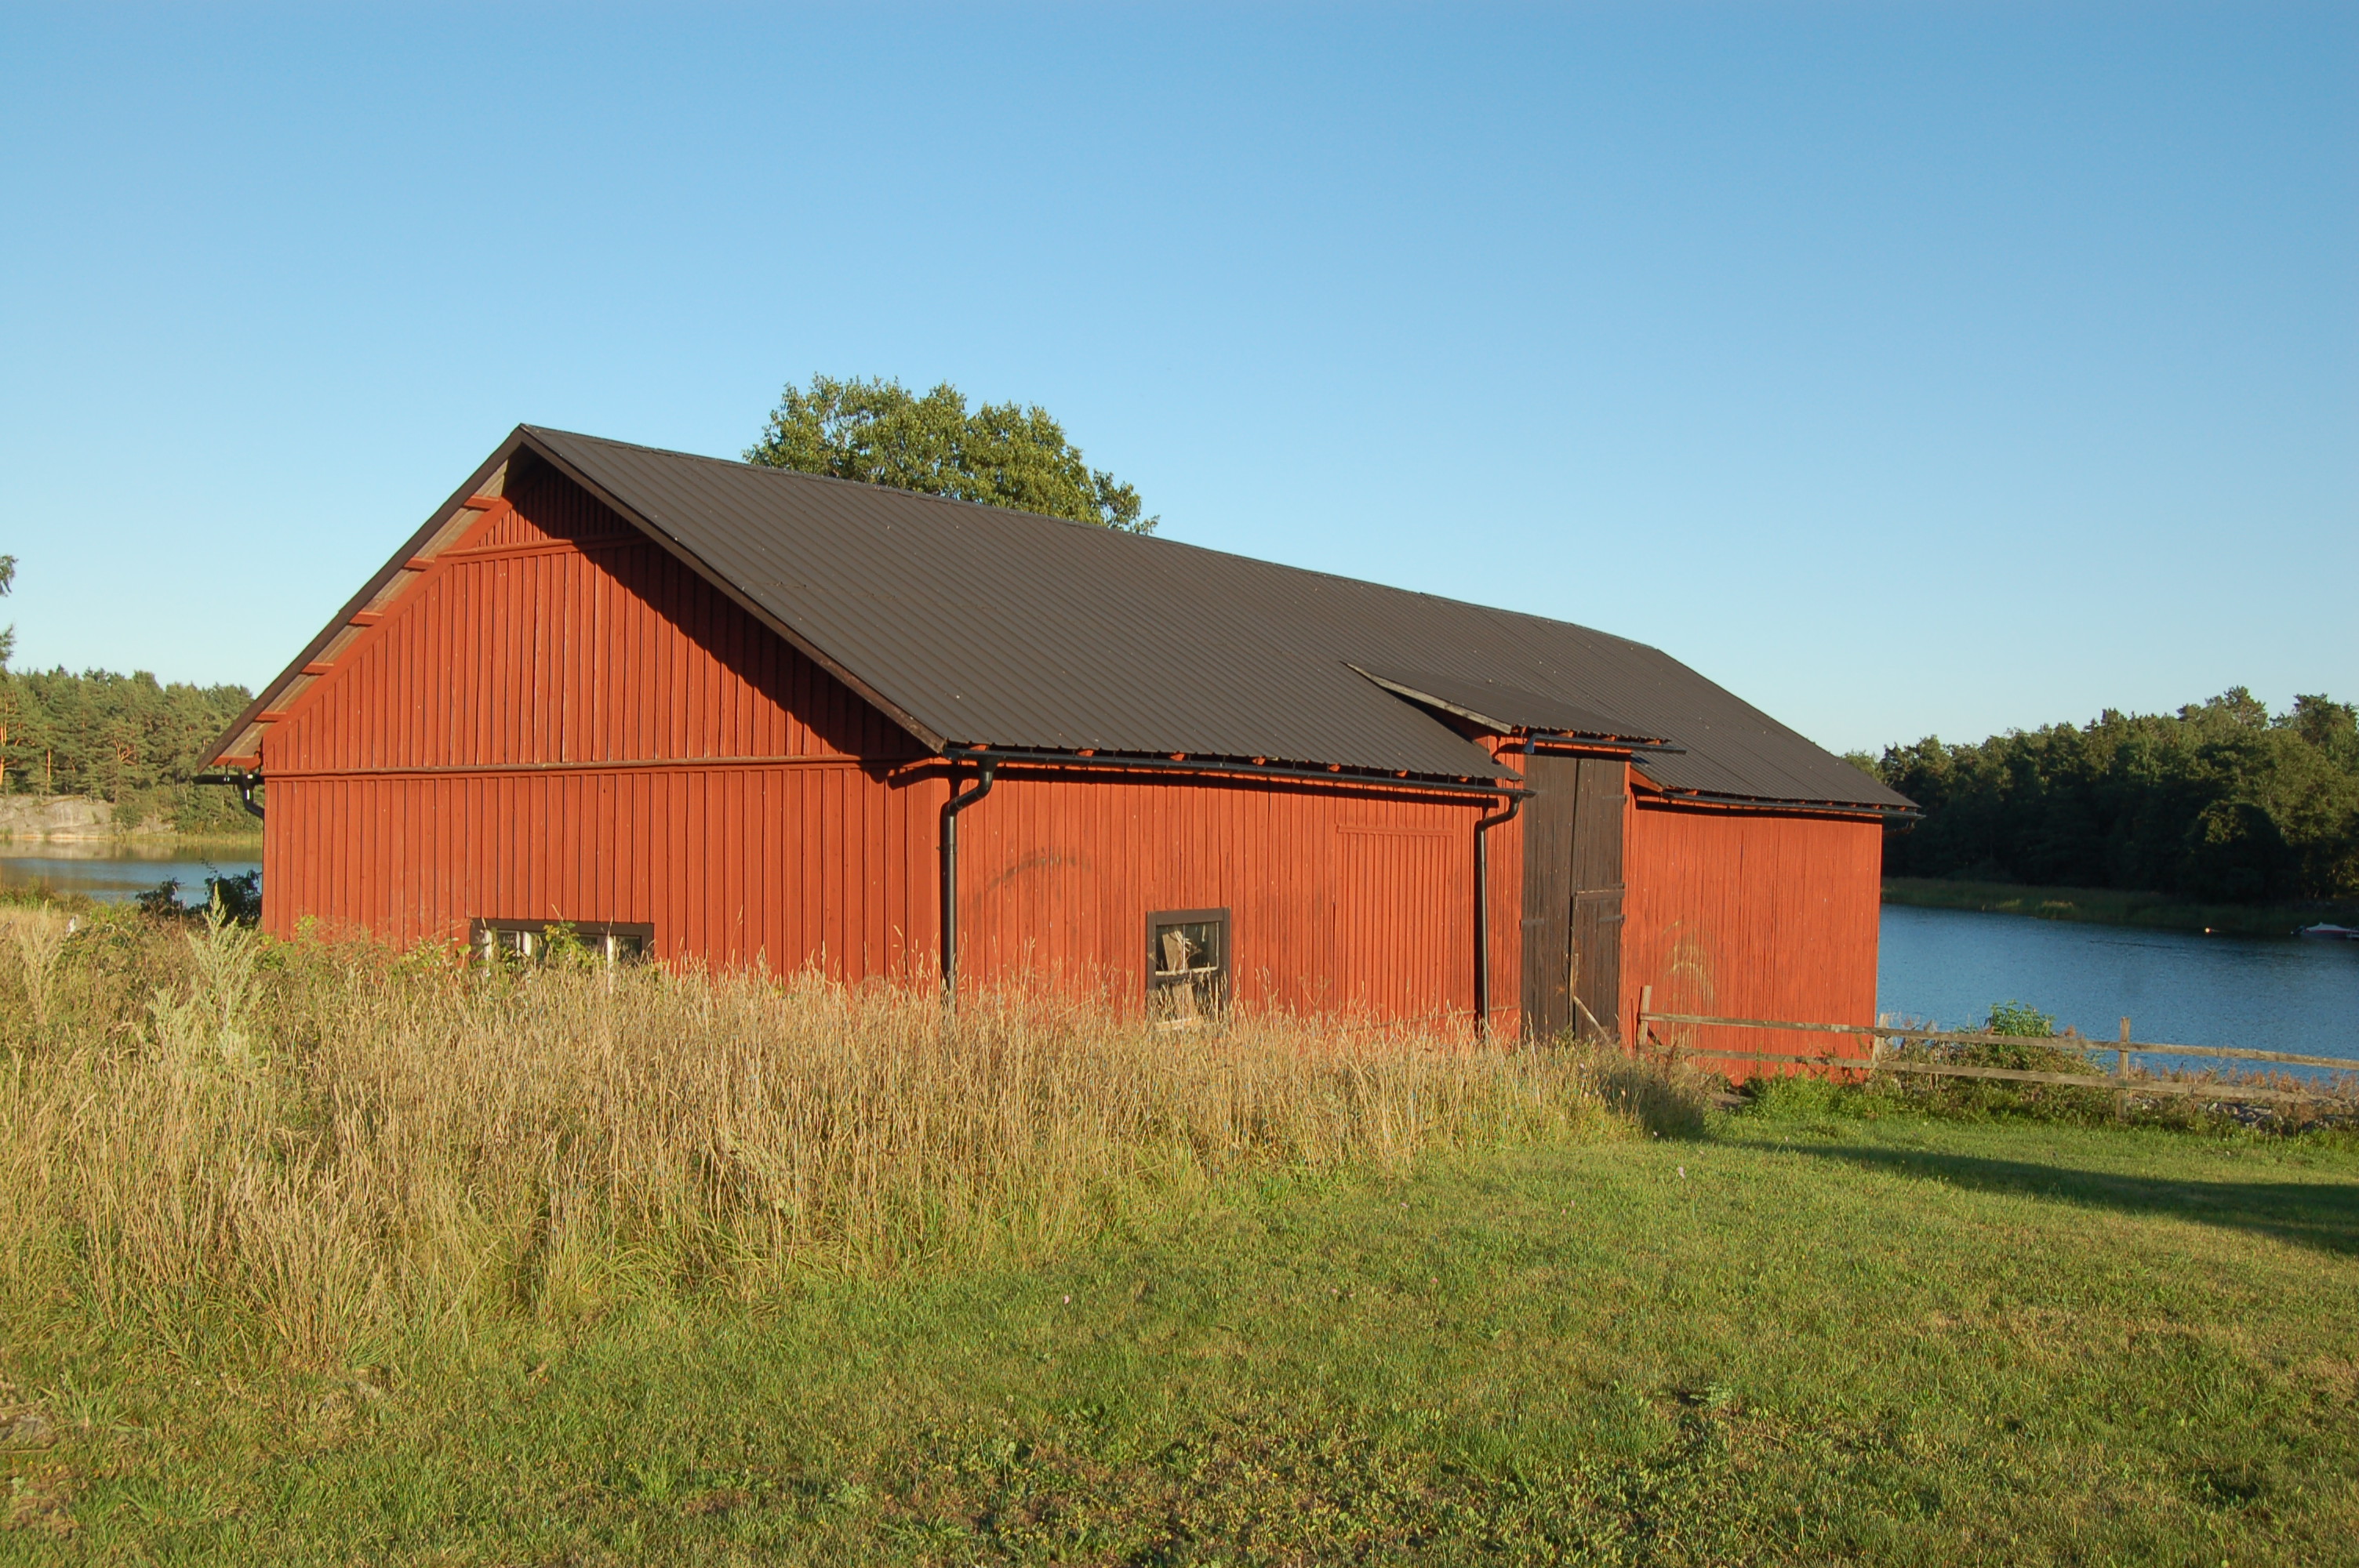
(0, 843, 261, 906)
(1879, 902, 2359, 1069)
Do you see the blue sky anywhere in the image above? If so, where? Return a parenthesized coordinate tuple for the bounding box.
(2, 3, 2350, 754)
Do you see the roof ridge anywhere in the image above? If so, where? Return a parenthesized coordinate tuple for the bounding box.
(528, 423, 1165, 539)
(525, 425, 1674, 668)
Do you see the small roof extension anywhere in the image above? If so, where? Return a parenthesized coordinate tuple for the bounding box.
(206, 426, 1916, 816)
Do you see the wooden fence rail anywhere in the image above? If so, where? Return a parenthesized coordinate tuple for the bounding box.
(1633, 989, 2359, 1114)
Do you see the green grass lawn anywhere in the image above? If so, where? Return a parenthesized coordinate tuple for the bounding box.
(9, 1109, 2357, 1565)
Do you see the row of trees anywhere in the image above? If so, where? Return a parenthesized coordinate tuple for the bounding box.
(0, 557, 256, 833)
(1866, 688, 2359, 903)
(0, 668, 257, 832)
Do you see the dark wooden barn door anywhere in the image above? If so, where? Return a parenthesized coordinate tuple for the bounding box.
(1567, 758, 1625, 1040)
(1521, 754, 1626, 1042)
(1519, 753, 1578, 1038)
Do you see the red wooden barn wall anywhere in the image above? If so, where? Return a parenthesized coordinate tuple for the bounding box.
(955, 771, 1506, 1024)
(1618, 794, 1884, 1076)
(257, 463, 1530, 1028)
(260, 462, 1881, 1042)
(261, 463, 938, 975)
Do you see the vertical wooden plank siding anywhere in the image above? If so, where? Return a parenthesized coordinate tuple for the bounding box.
(253, 448, 1884, 1046)
(1517, 750, 1630, 1041)
(256, 463, 1532, 1028)
(259, 463, 934, 973)
(263, 768, 941, 975)
(954, 774, 1482, 1025)
(1518, 752, 1579, 1036)
(1568, 757, 1627, 1039)
(269, 469, 911, 776)
(1618, 799, 1883, 1078)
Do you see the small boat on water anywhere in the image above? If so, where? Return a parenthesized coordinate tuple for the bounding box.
(2296, 923, 2359, 940)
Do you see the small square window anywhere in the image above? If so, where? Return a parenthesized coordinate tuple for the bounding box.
(1147, 908, 1229, 1027)
(471, 919, 653, 966)
(485, 925, 536, 962)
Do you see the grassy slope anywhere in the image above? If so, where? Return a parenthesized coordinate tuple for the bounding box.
(1881, 875, 2359, 938)
(9, 1113, 2356, 1566)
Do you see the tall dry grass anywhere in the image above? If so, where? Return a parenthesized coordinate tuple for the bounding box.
(0, 902, 1685, 1365)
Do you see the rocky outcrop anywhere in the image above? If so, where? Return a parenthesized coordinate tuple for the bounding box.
(0, 797, 171, 840)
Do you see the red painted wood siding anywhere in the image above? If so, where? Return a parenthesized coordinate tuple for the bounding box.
(264, 768, 940, 973)
(255, 458, 1882, 1043)
(267, 466, 910, 775)
(955, 775, 1487, 1022)
(260, 465, 935, 969)
(256, 463, 1519, 1027)
(1618, 798, 1883, 1077)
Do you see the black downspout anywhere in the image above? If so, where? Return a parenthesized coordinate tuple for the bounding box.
(1473, 786, 1528, 1039)
(939, 757, 998, 1004)
(236, 771, 264, 822)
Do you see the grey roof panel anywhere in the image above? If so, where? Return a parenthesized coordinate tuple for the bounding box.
(522, 427, 1912, 811)
(1349, 665, 1674, 746)
(205, 424, 1896, 810)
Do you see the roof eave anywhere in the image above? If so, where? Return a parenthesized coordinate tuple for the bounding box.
(943, 742, 1521, 793)
(198, 427, 538, 771)
(202, 426, 957, 774)
(1634, 779, 1921, 820)
(1346, 665, 1678, 752)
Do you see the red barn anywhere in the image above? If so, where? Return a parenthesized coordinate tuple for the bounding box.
(203, 426, 1914, 1051)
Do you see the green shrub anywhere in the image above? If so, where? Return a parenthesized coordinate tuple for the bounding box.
(1984, 1000, 2054, 1037)
(1742, 1072, 1856, 1122)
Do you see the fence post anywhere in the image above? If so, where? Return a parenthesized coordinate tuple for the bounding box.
(1637, 985, 1652, 1058)
(2115, 1016, 2131, 1120)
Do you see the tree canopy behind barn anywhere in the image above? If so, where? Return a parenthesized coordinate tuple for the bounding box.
(1871, 689, 2359, 902)
(747, 375, 1157, 533)
(0, 558, 256, 832)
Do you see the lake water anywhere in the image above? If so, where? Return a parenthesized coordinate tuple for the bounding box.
(0, 843, 262, 907)
(1879, 902, 2359, 1071)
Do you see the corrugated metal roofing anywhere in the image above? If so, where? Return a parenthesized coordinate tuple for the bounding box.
(1348, 666, 1675, 749)
(209, 424, 1914, 815)
(523, 428, 1911, 813)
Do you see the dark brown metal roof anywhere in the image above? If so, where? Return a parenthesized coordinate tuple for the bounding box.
(211, 425, 1915, 814)
(1347, 666, 1677, 749)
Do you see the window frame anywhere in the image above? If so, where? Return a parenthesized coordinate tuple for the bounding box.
(1144, 906, 1231, 1025)
(470, 918, 654, 966)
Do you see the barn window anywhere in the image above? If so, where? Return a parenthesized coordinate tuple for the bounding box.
(1147, 908, 1229, 1026)
(472, 919, 653, 965)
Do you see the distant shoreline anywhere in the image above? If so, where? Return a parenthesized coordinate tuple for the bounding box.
(0, 831, 262, 843)
(1881, 877, 2359, 938)
(0, 793, 259, 846)
(0, 825, 265, 848)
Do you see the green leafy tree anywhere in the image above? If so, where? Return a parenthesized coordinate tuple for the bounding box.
(1872, 688, 2359, 902)
(0, 553, 16, 669)
(0, 557, 256, 829)
(747, 375, 1157, 533)
(0, 668, 256, 828)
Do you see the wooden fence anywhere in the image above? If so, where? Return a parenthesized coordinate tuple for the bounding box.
(1633, 985, 2359, 1114)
